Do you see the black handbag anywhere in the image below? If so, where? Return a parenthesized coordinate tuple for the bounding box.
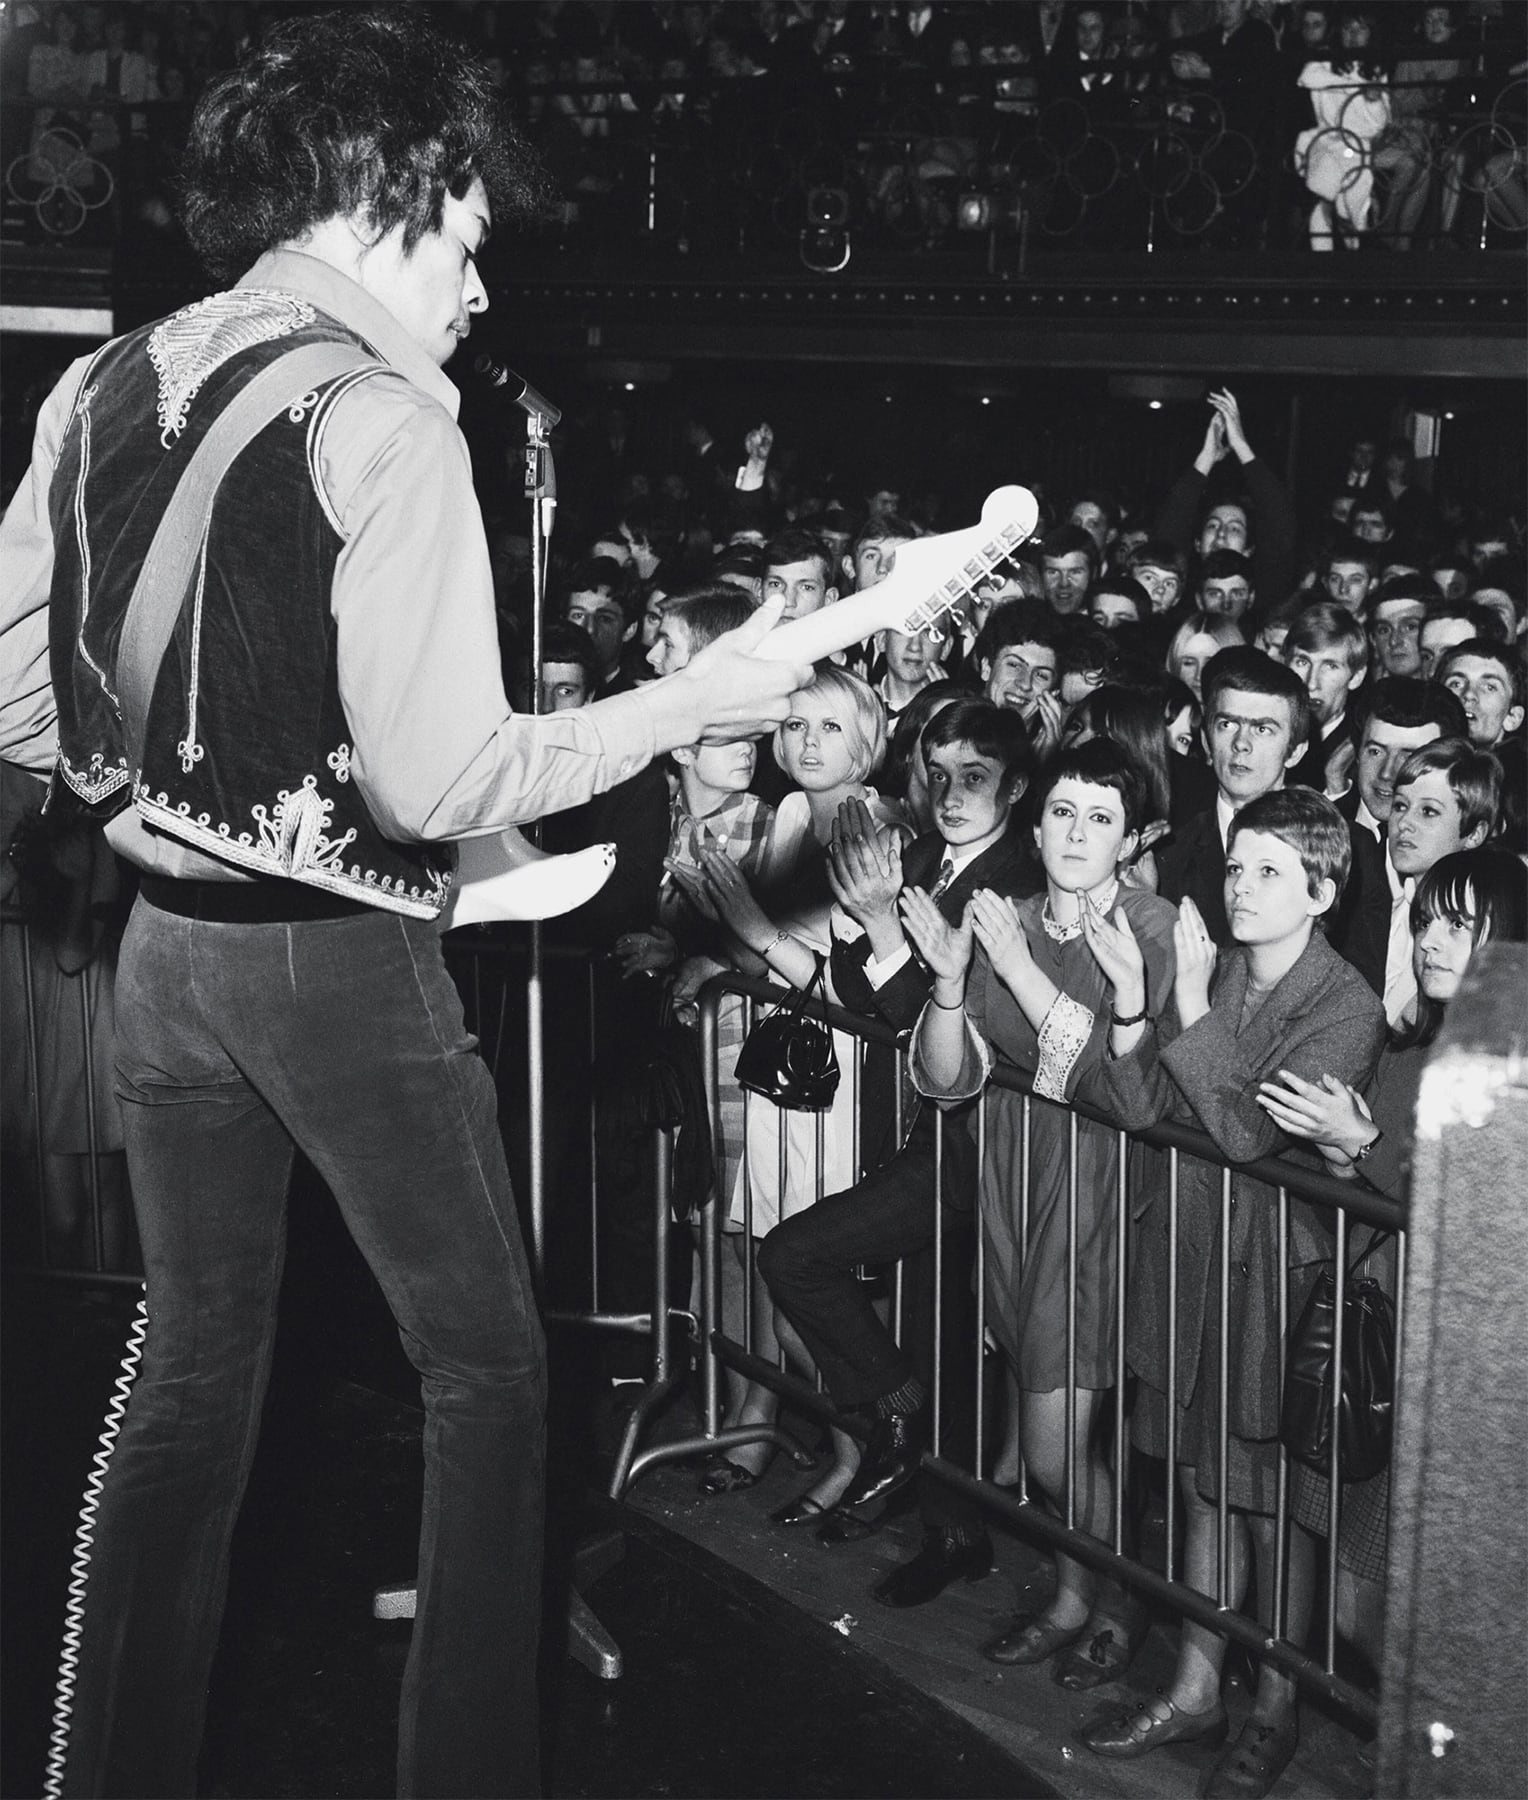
(733, 957, 840, 1113)
(1280, 1232, 1395, 1483)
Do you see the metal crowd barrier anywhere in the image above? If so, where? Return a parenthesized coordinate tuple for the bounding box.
(608, 968, 1405, 1729)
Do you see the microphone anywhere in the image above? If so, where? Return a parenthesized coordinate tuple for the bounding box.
(473, 355, 561, 428)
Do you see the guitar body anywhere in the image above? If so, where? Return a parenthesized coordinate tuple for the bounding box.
(448, 486, 1038, 925)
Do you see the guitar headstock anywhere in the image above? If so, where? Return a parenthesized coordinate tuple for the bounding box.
(881, 485, 1041, 642)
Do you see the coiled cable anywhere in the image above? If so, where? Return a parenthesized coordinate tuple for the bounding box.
(42, 1290, 149, 1799)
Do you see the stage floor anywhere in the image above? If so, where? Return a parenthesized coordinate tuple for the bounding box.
(2, 1270, 1375, 1799)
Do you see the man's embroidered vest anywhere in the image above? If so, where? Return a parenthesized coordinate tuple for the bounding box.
(47, 288, 452, 918)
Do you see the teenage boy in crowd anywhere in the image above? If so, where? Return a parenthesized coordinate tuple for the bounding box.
(565, 553, 645, 694)
(1040, 523, 1099, 616)
(1418, 596, 1505, 680)
(646, 583, 759, 679)
(760, 701, 1041, 1596)
(869, 621, 946, 728)
(1196, 549, 1256, 623)
(1321, 538, 1382, 617)
(1365, 574, 1433, 680)
(1283, 602, 1367, 793)
(974, 598, 1068, 760)
(1438, 639, 1526, 751)
(762, 524, 840, 623)
(1153, 388, 1297, 614)
(1157, 648, 1388, 996)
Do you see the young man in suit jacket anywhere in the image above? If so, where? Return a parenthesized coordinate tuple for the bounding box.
(759, 702, 1041, 1601)
(1158, 647, 1389, 997)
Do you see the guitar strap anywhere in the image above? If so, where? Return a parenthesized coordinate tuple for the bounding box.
(115, 341, 383, 769)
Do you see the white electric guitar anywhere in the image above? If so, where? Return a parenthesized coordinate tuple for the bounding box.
(445, 485, 1040, 928)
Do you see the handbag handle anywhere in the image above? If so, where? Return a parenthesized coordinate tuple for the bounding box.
(114, 342, 382, 770)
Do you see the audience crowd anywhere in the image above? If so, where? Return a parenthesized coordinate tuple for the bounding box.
(5, 1, 1525, 255)
(513, 371, 1524, 1799)
(1, 8, 1524, 1796)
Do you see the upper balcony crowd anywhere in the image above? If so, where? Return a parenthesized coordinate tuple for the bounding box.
(4, 0, 1525, 264)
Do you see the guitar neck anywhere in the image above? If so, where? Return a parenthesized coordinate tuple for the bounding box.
(753, 502, 1035, 666)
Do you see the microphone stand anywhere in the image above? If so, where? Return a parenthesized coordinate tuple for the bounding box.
(524, 402, 626, 1683)
(524, 404, 556, 1277)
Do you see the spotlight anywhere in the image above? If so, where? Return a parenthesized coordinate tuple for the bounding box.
(1148, 400, 1163, 410)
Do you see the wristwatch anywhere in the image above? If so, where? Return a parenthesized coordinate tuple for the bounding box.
(1353, 1128, 1383, 1163)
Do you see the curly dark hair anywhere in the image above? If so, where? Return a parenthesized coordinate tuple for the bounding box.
(179, 8, 550, 282)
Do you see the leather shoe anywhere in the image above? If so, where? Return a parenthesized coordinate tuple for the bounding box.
(1201, 1714, 1299, 1798)
(814, 1507, 878, 1546)
(836, 1406, 928, 1513)
(1083, 1695, 1229, 1760)
(980, 1613, 1085, 1666)
(871, 1530, 993, 1608)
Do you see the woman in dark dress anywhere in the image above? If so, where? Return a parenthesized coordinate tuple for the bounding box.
(903, 740, 1178, 1689)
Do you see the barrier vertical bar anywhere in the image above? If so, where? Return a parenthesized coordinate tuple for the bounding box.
(1113, 1130, 1129, 1553)
(1275, 1185, 1290, 1640)
(1166, 1148, 1180, 1579)
(700, 989, 722, 1439)
(588, 958, 600, 1311)
(1065, 1107, 1079, 1531)
(932, 1106, 944, 1458)
(528, 921, 546, 1272)
(651, 1126, 672, 1387)
(974, 1088, 988, 1479)
(1217, 1165, 1232, 1609)
(892, 1061, 905, 1347)
(1326, 1204, 1348, 1673)
(1016, 1093, 1032, 1501)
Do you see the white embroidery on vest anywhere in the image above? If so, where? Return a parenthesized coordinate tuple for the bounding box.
(251, 775, 358, 877)
(326, 743, 352, 784)
(147, 290, 317, 447)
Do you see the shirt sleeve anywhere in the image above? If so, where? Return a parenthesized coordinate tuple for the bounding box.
(0, 359, 93, 774)
(323, 375, 663, 842)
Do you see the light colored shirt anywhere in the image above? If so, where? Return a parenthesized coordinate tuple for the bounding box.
(0, 250, 671, 850)
(1383, 848, 1417, 1027)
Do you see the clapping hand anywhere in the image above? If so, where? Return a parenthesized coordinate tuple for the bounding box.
(1208, 388, 1252, 461)
(968, 888, 1033, 993)
(1195, 408, 1228, 473)
(1025, 689, 1067, 761)
(1255, 1070, 1377, 1167)
(827, 796, 903, 925)
(898, 885, 974, 989)
(1080, 892, 1147, 1011)
(1172, 895, 1218, 1024)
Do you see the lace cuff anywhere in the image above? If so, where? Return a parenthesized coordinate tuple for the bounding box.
(1034, 993, 1095, 1101)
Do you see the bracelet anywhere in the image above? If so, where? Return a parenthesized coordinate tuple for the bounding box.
(1353, 1127, 1383, 1163)
(1110, 1004, 1151, 1029)
(758, 927, 791, 958)
(931, 994, 965, 1012)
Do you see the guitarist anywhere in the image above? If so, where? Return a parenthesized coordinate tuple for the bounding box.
(0, 13, 808, 1797)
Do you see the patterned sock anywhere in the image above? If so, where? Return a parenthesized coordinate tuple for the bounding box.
(873, 1375, 928, 1419)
